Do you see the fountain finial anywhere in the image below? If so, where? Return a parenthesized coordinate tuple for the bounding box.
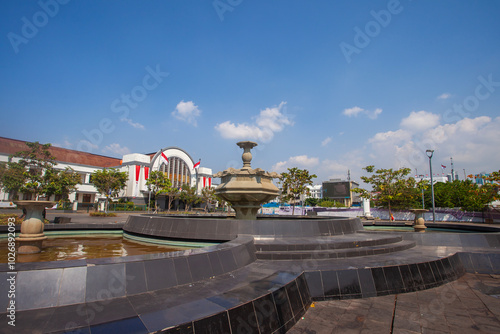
(237, 141, 258, 169)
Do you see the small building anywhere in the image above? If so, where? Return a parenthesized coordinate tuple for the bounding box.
(322, 179, 360, 207)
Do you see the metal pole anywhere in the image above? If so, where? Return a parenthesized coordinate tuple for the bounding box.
(426, 150, 436, 224)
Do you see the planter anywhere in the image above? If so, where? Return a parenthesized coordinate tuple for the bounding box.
(15, 200, 54, 254)
(409, 209, 428, 232)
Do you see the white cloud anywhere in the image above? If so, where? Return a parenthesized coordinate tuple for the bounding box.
(215, 101, 293, 142)
(343, 106, 382, 119)
(343, 106, 363, 117)
(102, 143, 131, 156)
(367, 108, 382, 120)
(122, 118, 145, 130)
(400, 110, 440, 132)
(437, 93, 451, 100)
(366, 113, 500, 174)
(77, 140, 98, 150)
(272, 155, 319, 172)
(172, 100, 201, 126)
(321, 137, 332, 146)
(53, 140, 73, 149)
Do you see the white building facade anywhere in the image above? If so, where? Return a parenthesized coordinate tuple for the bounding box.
(0, 137, 212, 208)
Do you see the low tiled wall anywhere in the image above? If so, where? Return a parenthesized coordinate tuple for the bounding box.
(305, 253, 466, 300)
(123, 214, 364, 239)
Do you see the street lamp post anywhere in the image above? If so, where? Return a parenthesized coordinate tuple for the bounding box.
(426, 149, 436, 224)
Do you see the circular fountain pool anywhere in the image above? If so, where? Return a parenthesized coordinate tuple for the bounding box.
(0, 231, 218, 263)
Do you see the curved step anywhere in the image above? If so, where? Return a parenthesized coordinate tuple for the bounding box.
(256, 240, 416, 260)
(254, 233, 403, 252)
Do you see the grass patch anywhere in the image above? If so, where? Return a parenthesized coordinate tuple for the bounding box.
(0, 214, 50, 225)
(89, 212, 117, 217)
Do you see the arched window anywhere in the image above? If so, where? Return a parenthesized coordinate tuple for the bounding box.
(160, 156, 191, 188)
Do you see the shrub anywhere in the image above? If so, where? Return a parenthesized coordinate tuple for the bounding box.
(90, 212, 117, 217)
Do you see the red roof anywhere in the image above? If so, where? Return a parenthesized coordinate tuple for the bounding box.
(0, 137, 121, 168)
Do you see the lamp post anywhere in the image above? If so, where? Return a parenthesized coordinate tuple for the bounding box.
(426, 149, 436, 224)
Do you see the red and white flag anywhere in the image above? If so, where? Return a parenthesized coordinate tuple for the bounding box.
(193, 160, 200, 170)
(160, 152, 169, 166)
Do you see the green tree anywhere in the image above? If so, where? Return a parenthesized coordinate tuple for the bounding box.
(353, 165, 418, 215)
(146, 171, 172, 212)
(162, 185, 179, 212)
(179, 184, 201, 211)
(304, 197, 319, 207)
(44, 167, 81, 202)
(90, 168, 128, 212)
(279, 167, 317, 215)
(0, 161, 26, 200)
(11, 142, 57, 200)
(201, 187, 216, 212)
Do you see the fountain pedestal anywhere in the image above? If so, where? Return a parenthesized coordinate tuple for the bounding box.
(214, 141, 280, 220)
(15, 200, 52, 254)
(409, 209, 428, 232)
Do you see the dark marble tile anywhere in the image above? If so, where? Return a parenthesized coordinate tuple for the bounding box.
(384, 266, 404, 293)
(85, 263, 126, 303)
(337, 269, 361, 297)
(253, 293, 280, 333)
(125, 261, 148, 295)
(89, 316, 148, 334)
(218, 250, 238, 273)
(5, 307, 55, 334)
(417, 262, 436, 286)
(228, 302, 259, 334)
(173, 257, 193, 286)
(272, 286, 293, 327)
(87, 297, 137, 326)
(232, 245, 252, 268)
(140, 308, 191, 332)
(295, 274, 311, 307)
(286, 281, 304, 317)
(193, 311, 230, 334)
(321, 270, 340, 298)
(144, 258, 178, 291)
(429, 261, 442, 282)
(17, 268, 64, 310)
(488, 253, 500, 273)
(398, 265, 415, 291)
(43, 303, 89, 333)
(358, 268, 377, 298)
(458, 252, 474, 272)
(0, 272, 12, 310)
(408, 263, 424, 289)
(439, 258, 454, 281)
(371, 267, 388, 295)
(187, 254, 213, 282)
(470, 253, 494, 274)
(207, 252, 224, 276)
(58, 267, 87, 306)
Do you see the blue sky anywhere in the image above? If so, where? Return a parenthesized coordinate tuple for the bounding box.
(1, 0, 499, 185)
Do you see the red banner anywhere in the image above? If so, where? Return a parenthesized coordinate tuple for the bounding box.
(203, 177, 206, 188)
(135, 165, 140, 182)
(144, 166, 149, 180)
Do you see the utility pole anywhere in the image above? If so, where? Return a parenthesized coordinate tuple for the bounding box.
(450, 157, 454, 181)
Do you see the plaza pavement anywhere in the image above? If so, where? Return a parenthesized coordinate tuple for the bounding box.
(289, 273, 500, 334)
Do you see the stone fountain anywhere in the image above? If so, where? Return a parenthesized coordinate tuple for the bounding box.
(214, 141, 281, 220)
(15, 200, 52, 254)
